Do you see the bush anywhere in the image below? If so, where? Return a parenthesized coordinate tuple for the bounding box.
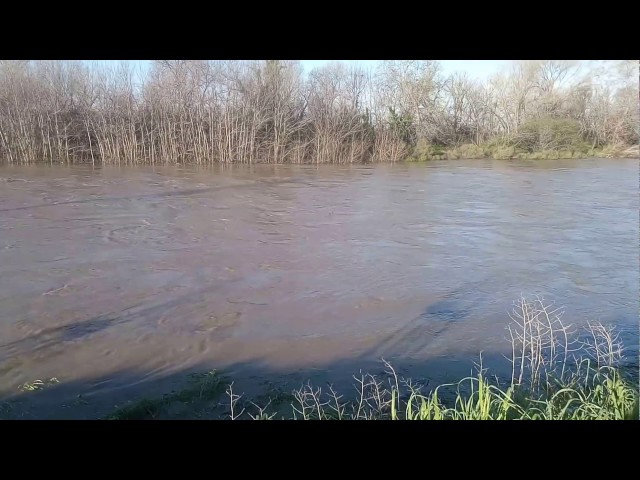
(446, 143, 486, 159)
(514, 117, 585, 152)
(600, 144, 630, 158)
(406, 139, 445, 161)
(388, 108, 416, 146)
(491, 145, 516, 159)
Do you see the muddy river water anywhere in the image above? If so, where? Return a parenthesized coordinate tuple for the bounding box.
(0, 159, 638, 417)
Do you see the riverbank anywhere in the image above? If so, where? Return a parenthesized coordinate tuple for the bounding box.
(1, 150, 636, 168)
(1, 143, 636, 167)
(405, 143, 639, 162)
(105, 364, 640, 420)
(89, 302, 640, 420)
(3, 361, 636, 420)
(2, 298, 638, 420)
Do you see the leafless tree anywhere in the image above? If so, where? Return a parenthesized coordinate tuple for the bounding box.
(0, 60, 636, 166)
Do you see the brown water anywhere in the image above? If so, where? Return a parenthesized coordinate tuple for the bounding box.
(0, 159, 638, 417)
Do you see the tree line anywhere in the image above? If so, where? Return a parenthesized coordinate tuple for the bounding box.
(0, 60, 637, 165)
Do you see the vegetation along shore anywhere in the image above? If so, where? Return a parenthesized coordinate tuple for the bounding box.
(0, 60, 637, 166)
(2, 298, 637, 420)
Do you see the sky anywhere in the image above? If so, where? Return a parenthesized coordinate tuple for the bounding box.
(85, 60, 514, 82)
(299, 60, 512, 80)
(83, 60, 631, 92)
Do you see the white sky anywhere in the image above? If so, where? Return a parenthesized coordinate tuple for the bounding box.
(84, 60, 514, 81)
(300, 60, 513, 80)
(84, 60, 636, 88)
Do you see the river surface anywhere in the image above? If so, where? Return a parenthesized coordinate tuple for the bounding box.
(0, 159, 638, 417)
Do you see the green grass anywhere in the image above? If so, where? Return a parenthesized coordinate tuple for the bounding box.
(104, 297, 639, 420)
(97, 361, 637, 420)
(6, 297, 639, 420)
(9, 362, 636, 421)
(403, 139, 633, 162)
(395, 366, 638, 420)
(276, 360, 638, 421)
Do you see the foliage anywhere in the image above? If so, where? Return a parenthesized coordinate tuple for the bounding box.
(445, 143, 486, 159)
(388, 107, 416, 146)
(407, 139, 445, 161)
(513, 117, 589, 153)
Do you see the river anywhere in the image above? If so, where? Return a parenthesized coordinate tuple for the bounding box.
(0, 158, 637, 418)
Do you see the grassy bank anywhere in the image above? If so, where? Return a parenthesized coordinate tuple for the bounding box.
(406, 140, 639, 162)
(104, 297, 638, 420)
(103, 364, 638, 420)
(3, 297, 637, 420)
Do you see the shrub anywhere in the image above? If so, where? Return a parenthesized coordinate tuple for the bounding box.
(491, 145, 516, 159)
(446, 143, 486, 159)
(388, 108, 417, 146)
(514, 117, 585, 152)
(600, 144, 630, 158)
(406, 139, 445, 161)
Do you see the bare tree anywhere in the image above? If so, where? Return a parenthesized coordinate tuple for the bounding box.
(0, 60, 636, 166)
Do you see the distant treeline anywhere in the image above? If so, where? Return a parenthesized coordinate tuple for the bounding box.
(0, 60, 637, 165)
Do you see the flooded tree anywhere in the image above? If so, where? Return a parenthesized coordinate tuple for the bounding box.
(0, 60, 637, 165)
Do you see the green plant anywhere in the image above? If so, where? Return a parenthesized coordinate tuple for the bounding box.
(388, 108, 416, 146)
(98, 297, 639, 421)
(19, 378, 59, 392)
(407, 138, 445, 161)
(491, 145, 516, 159)
(514, 117, 585, 153)
(446, 143, 486, 160)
